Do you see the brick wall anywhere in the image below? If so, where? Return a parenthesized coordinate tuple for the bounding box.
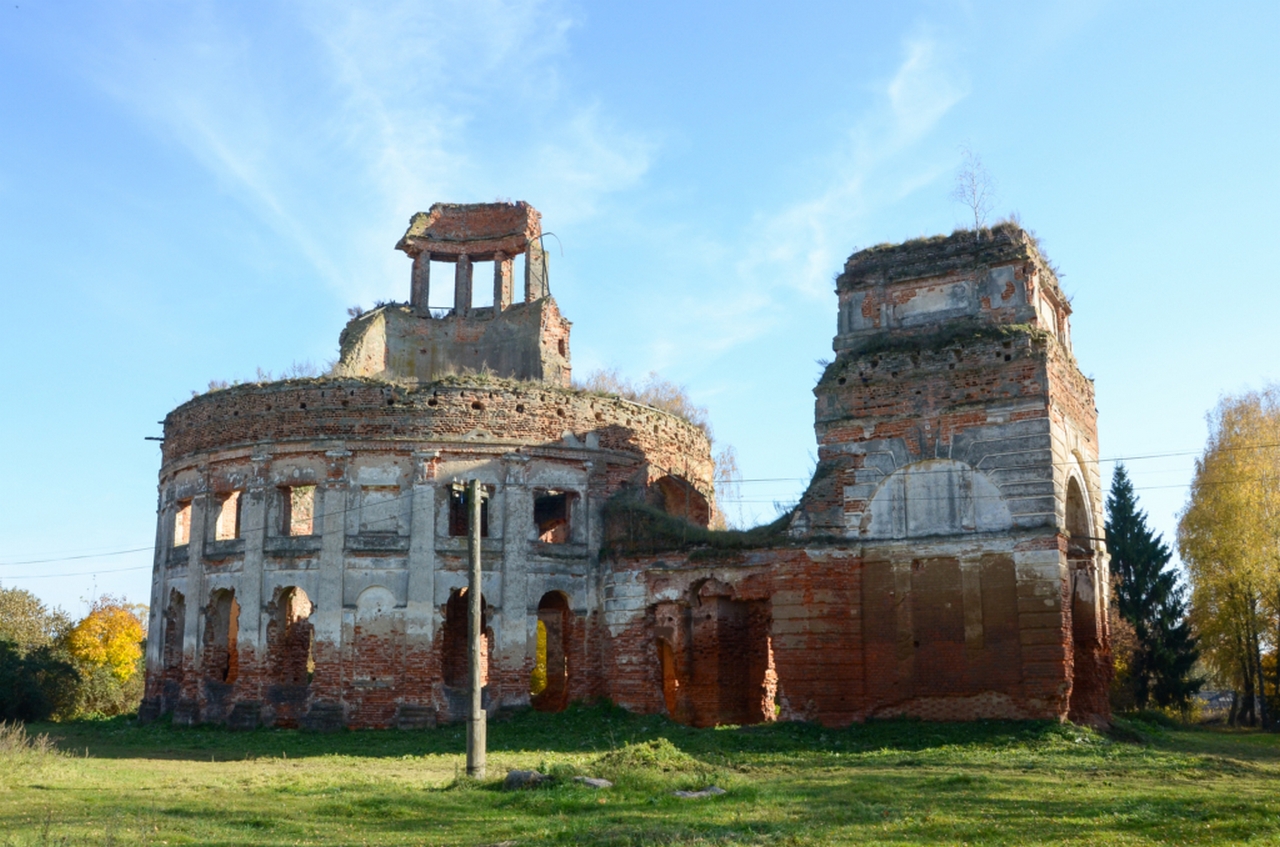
(162, 377, 713, 504)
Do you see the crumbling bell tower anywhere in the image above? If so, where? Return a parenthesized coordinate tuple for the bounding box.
(335, 201, 572, 385)
(794, 223, 1112, 725)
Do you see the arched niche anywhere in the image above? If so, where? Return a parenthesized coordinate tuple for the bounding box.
(353, 585, 399, 686)
(860, 459, 1012, 539)
(531, 591, 571, 712)
(651, 475, 711, 528)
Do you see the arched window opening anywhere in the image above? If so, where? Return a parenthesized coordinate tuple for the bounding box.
(1065, 477, 1092, 555)
(531, 591, 570, 712)
(442, 588, 490, 689)
(269, 586, 315, 687)
(651, 475, 711, 528)
(204, 589, 239, 684)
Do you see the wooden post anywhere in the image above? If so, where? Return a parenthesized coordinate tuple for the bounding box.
(465, 478, 486, 779)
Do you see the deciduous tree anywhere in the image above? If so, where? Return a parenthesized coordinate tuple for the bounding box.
(1179, 387, 1280, 726)
(65, 596, 146, 681)
(0, 585, 71, 653)
(950, 145, 997, 232)
(63, 596, 147, 717)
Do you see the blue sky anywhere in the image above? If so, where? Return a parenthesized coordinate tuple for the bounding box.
(1, 0, 1276, 614)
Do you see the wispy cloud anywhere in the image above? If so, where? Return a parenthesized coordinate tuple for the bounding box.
(638, 34, 969, 370)
(82, 0, 651, 302)
(741, 35, 969, 302)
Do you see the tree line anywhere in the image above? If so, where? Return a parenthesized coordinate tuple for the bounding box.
(0, 587, 145, 722)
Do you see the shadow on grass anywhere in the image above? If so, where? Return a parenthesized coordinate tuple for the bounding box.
(32, 703, 1096, 764)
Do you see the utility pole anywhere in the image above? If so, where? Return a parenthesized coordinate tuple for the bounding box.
(465, 478, 487, 779)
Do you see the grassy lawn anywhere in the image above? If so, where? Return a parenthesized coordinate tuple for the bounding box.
(1, 705, 1277, 846)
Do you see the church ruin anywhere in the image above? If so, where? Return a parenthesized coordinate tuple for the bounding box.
(142, 203, 1111, 729)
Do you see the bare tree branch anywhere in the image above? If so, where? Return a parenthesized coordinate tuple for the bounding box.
(950, 145, 997, 233)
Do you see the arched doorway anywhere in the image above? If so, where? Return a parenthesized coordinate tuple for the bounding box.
(203, 589, 239, 684)
(1065, 475, 1109, 724)
(268, 586, 315, 687)
(442, 588, 489, 689)
(531, 592, 570, 712)
(266, 586, 315, 727)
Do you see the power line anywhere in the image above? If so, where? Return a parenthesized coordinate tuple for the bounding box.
(5, 438, 1278, 567)
(0, 565, 151, 580)
(0, 547, 154, 567)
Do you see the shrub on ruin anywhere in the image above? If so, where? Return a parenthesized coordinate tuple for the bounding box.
(575, 368, 710, 434)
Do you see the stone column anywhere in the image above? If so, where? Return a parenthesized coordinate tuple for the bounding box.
(454, 254, 473, 316)
(406, 451, 438, 642)
(524, 241, 547, 302)
(411, 252, 431, 316)
(313, 450, 351, 700)
(238, 454, 270, 697)
(500, 455, 531, 708)
(183, 489, 210, 691)
(493, 252, 513, 312)
(145, 493, 168, 683)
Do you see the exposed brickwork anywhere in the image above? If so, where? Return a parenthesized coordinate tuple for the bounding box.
(143, 214, 1109, 731)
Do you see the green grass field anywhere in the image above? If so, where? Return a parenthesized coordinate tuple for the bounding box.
(1, 706, 1276, 846)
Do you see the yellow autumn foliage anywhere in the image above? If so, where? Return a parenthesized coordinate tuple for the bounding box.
(530, 619, 548, 696)
(65, 599, 146, 683)
(1178, 387, 1280, 720)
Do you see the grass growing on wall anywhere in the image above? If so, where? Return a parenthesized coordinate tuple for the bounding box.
(1, 706, 1277, 845)
(601, 495, 793, 557)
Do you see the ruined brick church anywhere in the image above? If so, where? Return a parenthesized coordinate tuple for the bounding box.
(142, 202, 1112, 730)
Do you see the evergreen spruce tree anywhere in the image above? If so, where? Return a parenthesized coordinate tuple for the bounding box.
(1106, 464, 1202, 709)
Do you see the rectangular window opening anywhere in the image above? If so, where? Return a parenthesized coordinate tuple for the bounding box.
(282, 485, 316, 536)
(448, 487, 489, 538)
(534, 489, 575, 544)
(174, 501, 192, 547)
(214, 491, 242, 541)
(472, 261, 494, 309)
(428, 260, 456, 314)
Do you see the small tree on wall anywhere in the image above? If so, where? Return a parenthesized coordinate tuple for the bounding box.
(1107, 464, 1201, 711)
(950, 145, 997, 233)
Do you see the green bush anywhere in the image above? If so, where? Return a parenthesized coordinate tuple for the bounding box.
(0, 640, 79, 722)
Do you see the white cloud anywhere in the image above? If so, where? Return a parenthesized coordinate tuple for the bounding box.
(743, 35, 968, 302)
(82, 0, 650, 303)
(646, 34, 969, 365)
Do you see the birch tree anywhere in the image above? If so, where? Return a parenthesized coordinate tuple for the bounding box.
(1178, 387, 1280, 726)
